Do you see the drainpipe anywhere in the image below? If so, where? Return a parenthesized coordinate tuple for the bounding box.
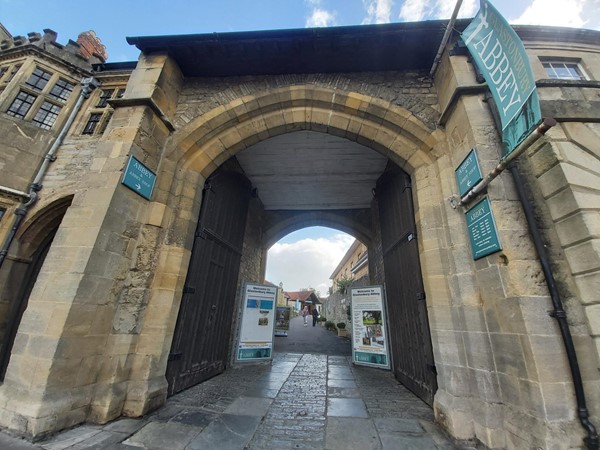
(429, 0, 463, 78)
(0, 76, 99, 270)
(509, 164, 599, 450)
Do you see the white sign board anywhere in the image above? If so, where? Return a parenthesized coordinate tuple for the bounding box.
(236, 283, 277, 361)
(350, 286, 390, 369)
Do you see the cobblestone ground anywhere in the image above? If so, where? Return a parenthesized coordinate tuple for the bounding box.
(16, 350, 480, 450)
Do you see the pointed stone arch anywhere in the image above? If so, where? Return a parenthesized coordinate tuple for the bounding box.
(167, 85, 445, 178)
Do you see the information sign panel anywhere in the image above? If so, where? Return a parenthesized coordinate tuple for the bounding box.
(236, 283, 277, 362)
(121, 155, 156, 200)
(274, 306, 291, 337)
(350, 286, 390, 369)
(466, 196, 502, 260)
(455, 149, 483, 197)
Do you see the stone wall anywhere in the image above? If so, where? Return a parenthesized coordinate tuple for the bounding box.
(0, 27, 598, 450)
(324, 275, 370, 337)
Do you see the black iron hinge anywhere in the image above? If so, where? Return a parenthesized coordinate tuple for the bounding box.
(427, 363, 437, 374)
(416, 292, 426, 301)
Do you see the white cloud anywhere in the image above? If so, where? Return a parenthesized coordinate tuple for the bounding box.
(399, 0, 477, 22)
(511, 0, 587, 28)
(362, 0, 394, 24)
(266, 233, 355, 295)
(305, 0, 337, 27)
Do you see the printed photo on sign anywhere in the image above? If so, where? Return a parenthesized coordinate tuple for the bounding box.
(362, 310, 382, 325)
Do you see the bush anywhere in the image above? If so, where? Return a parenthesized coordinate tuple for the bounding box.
(325, 320, 336, 331)
(318, 315, 327, 322)
(336, 322, 346, 329)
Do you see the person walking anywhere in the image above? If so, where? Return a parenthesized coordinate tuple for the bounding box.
(312, 307, 319, 327)
(302, 305, 309, 326)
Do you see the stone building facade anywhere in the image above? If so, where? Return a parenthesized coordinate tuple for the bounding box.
(330, 239, 369, 290)
(0, 19, 599, 449)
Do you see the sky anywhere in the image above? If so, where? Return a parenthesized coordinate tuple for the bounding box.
(2, 0, 599, 293)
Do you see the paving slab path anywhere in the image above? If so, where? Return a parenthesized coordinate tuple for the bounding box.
(2, 318, 478, 449)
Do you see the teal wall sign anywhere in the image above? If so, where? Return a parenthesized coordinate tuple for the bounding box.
(121, 155, 156, 200)
(455, 148, 483, 197)
(466, 196, 502, 260)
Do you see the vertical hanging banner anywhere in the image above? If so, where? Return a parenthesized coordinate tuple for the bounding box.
(351, 286, 390, 369)
(236, 283, 277, 361)
(462, 0, 542, 156)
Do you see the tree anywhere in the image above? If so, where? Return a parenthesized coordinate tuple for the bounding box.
(336, 275, 354, 295)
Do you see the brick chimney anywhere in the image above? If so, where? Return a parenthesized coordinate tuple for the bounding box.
(77, 30, 108, 63)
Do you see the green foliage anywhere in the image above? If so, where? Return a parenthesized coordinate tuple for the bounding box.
(325, 320, 336, 331)
(336, 275, 354, 295)
(318, 315, 327, 322)
(336, 322, 346, 329)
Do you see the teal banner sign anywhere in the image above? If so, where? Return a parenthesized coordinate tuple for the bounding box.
(462, 0, 541, 155)
(455, 148, 483, 197)
(121, 155, 156, 200)
(466, 196, 502, 260)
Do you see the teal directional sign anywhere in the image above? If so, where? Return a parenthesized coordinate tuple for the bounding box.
(466, 196, 502, 260)
(455, 149, 483, 197)
(121, 155, 156, 200)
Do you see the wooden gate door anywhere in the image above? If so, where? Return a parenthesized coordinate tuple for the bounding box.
(376, 166, 437, 405)
(166, 169, 251, 395)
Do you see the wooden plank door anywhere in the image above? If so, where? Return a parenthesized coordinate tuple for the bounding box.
(376, 166, 437, 405)
(166, 169, 251, 395)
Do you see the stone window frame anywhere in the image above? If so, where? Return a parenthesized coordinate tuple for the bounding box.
(540, 58, 589, 81)
(0, 63, 23, 97)
(0, 63, 22, 84)
(6, 90, 36, 118)
(3, 63, 77, 131)
(32, 100, 62, 130)
(81, 86, 124, 136)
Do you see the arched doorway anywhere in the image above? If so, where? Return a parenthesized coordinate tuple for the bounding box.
(165, 130, 437, 405)
(0, 196, 73, 380)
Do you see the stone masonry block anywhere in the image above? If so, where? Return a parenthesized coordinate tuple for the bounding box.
(464, 332, 495, 370)
(588, 304, 600, 335)
(553, 186, 599, 220)
(555, 211, 600, 248)
(538, 162, 600, 198)
(564, 239, 600, 275)
(563, 122, 600, 157)
(528, 335, 572, 383)
(490, 333, 527, 378)
(574, 271, 600, 305)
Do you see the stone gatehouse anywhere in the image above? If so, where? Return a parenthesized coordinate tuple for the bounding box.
(0, 19, 599, 449)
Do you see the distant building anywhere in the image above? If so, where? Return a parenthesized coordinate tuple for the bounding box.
(329, 239, 368, 292)
(284, 290, 321, 313)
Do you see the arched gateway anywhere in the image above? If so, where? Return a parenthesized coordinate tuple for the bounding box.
(0, 21, 598, 450)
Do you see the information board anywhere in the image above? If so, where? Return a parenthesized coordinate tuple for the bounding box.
(455, 148, 483, 197)
(274, 306, 291, 337)
(350, 286, 390, 369)
(236, 283, 277, 361)
(121, 155, 157, 200)
(466, 196, 502, 260)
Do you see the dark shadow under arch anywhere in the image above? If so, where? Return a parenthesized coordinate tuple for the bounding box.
(0, 196, 73, 380)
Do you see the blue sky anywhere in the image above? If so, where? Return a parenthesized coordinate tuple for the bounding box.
(2, 0, 599, 63)
(3, 0, 598, 292)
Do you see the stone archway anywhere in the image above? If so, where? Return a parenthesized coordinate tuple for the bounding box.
(126, 81, 452, 415)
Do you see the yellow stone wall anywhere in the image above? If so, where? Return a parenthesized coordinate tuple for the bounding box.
(0, 28, 598, 450)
